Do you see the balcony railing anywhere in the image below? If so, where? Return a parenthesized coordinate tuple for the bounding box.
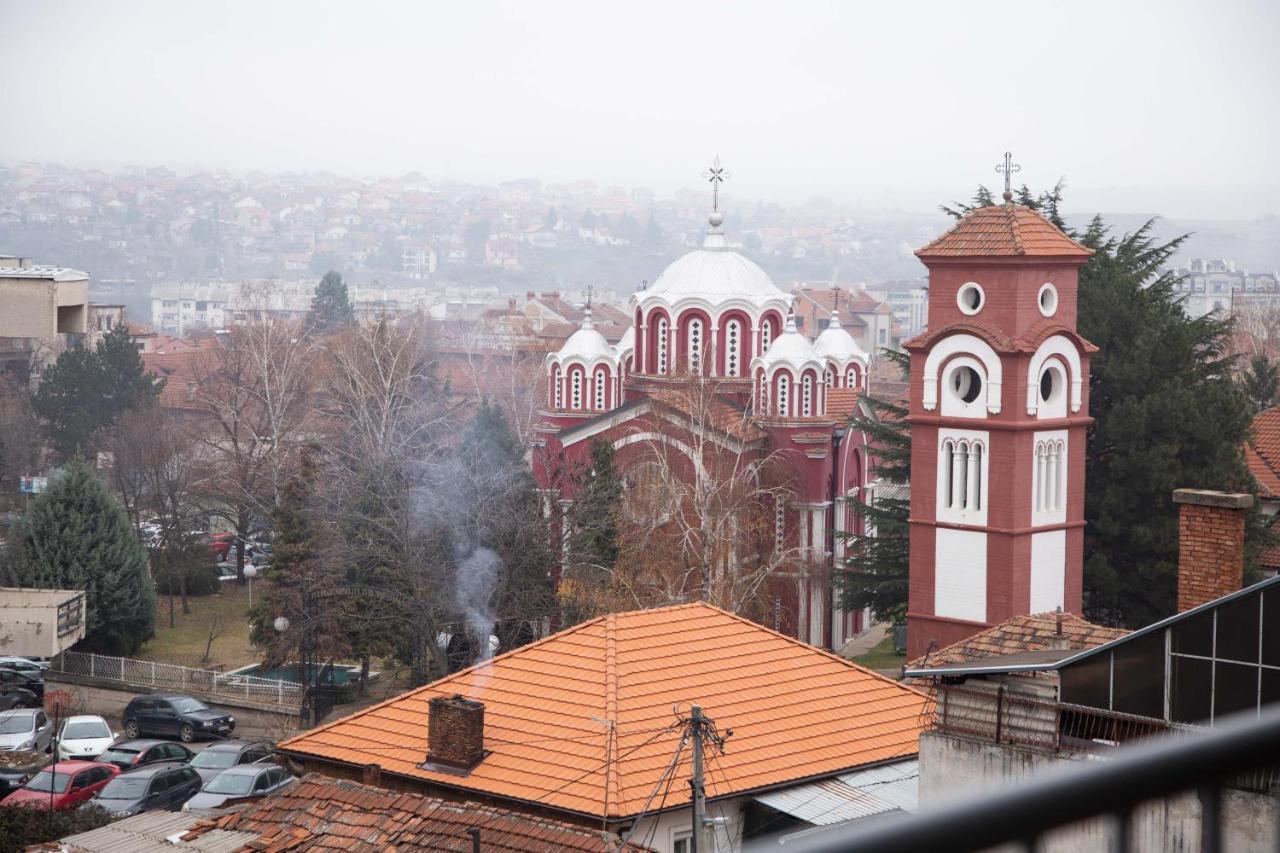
(764, 705, 1280, 853)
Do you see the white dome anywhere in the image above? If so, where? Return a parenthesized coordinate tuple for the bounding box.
(641, 224, 786, 307)
(614, 325, 635, 356)
(812, 312, 868, 361)
(753, 314, 821, 370)
(555, 310, 614, 362)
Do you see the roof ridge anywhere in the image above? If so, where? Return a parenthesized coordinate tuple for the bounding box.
(1006, 205, 1026, 255)
(604, 613, 620, 818)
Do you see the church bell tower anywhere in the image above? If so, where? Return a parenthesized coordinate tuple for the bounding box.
(905, 157, 1096, 659)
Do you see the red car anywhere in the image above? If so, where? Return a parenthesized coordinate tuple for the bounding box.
(3, 760, 120, 810)
(210, 532, 234, 561)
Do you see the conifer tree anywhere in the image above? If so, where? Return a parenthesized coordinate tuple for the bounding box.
(4, 459, 154, 654)
(559, 439, 624, 623)
(304, 271, 354, 334)
(835, 349, 911, 623)
(1240, 355, 1279, 412)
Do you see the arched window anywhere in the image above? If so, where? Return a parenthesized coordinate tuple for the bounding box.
(552, 366, 562, 408)
(570, 370, 583, 410)
(941, 436, 986, 513)
(656, 317, 669, 374)
(756, 369, 768, 411)
(687, 317, 704, 374)
(802, 373, 814, 417)
(846, 366, 859, 389)
(593, 367, 607, 410)
(774, 498, 786, 550)
(725, 319, 742, 377)
(760, 318, 773, 354)
(776, 372, 790, 417)
(1034, 438, 1067, 515)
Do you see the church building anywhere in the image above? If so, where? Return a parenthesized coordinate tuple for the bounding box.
(532, 163, 1097, 656)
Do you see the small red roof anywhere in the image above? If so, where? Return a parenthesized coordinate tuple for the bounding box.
(1247, 407, 1280, 499)
(908, 612, 1128, 671)
(917, 204, 1093, 260)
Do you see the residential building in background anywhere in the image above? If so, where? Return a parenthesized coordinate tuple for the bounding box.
(1170, 258, 1280, 317)
(0, 255, 90, 381)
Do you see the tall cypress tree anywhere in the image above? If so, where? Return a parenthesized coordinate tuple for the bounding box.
(4, 459, 154, 654)
(835, 349, 911, 623)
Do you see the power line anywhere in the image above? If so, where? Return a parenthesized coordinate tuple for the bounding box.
(531, 724, 677, 806)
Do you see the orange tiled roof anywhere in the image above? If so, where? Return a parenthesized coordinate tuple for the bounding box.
(182, 774, 644, 852)
(141, 346, 223, 412)
(646, 388, 768, 442)
(916, 204, 1093, 259)
(279, 603, 927, 821)
(826, 388, 863, 419)
(1247, 407, 1280, 499)
(908, 612, 1128, 670)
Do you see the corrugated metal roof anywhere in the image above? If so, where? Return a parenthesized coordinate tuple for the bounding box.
(58, 810, 255, 852)
(752, 759, 918, 826)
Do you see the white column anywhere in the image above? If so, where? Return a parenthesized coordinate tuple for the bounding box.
(810, 507, 826, 559)
(1036, 448, 1045, 513)
(709, 324, 719, 377)
(951, 444, 965, 510)
(1048, 445, 1060, 512)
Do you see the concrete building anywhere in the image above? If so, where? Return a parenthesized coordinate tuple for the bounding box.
(0, 588, 85, 657)
(0, 255, 91, 381)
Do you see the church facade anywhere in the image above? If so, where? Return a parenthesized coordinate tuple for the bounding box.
(531, 178, 1097, 656)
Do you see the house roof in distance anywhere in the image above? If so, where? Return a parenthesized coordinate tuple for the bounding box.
(279, 603, 928, 821)
(181, 774, 643, 853)
(907, 612, 1128, 672)
(916, 204, 1093, 260)
(1246, 406, 1280, 500)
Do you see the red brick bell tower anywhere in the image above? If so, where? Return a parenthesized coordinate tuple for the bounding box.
(904, 182, 1096, 660)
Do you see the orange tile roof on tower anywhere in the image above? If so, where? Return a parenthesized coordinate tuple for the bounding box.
(916, 204, 1093, 259)
(907, 612, 1128, 670)
(279, 603, 928, 822)
(180, 774, 647, 852)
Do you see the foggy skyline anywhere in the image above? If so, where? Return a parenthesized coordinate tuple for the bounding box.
(3, 1, 1278, 219)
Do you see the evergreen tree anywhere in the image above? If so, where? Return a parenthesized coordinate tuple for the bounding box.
(305, 271, 354, 334)
(835, 349, 911, 623)
(559, 440, 624, 623)
(3, 459, 154, 653)
(31, 325, 159, 459)
(943, 185, 1259, 627)
(1240, 355, 1280, 412)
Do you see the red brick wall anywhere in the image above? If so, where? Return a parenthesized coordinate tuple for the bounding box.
(1174, 490, 1253, 612)
(427, 696, 485, 769)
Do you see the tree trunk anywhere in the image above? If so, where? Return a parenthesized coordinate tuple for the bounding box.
(359, 655, 370, 697)
(180, 571, 190, 615)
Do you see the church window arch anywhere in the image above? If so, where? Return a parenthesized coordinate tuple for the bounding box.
(1027, 335, 1083, 416)
(1033, 434, 1068, 520)
(776, 371, 791, 417)
(825, 367, 836, 388)
(760, 317, 774, 354)
(570, 369, 583, 410)
(593, 367, 608, 410)
(656, 316, 669, 374)
(725, 318, 742, 377)
(687, 317, 704, 374)
(937, 429, 988, 523)
(802, 373, 814, 417)
(774, 498, 786, 550)
(551, 365, 562, 408)
(846, 364, 860, 389)
(923, 333, 1002, 415)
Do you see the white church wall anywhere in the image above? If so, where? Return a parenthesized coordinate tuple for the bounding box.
(934, 528, 987, 623)
(1030, 530, 1067, 614)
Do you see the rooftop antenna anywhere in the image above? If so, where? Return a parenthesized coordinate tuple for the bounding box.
(702, 156, 730, 227)
(995, 151, 1021, 205)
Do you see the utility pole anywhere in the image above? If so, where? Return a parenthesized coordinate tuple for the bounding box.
(690, 704, 707, 853)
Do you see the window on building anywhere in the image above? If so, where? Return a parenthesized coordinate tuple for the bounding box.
(825, 368, 835, 387)
(552, 367, 562, 408)
(571, 370, 582, 409)
(941, 438, 985, 512)
(725, 319, 742, 377)
(879, 328, 888, 344)
(846, 366, 859, 388)
(594, 368, 607, 410)
(657, 317, 669, 374)
(687, 317, 703, 374)
(802, 373, 813, 417)
(761, 318, 773, 353)
(774, 499, 786, 550)
(776, 372, 790, 417)
(1034, 439, 1066, 514)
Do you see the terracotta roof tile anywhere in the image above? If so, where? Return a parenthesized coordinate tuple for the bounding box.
(141, 345, 223, 412)
(916, 204, 1093, 259)
(1248, 407, 1280, 499)
(280, 603, 928, 821)
(908, 612, 1128, 670)
(647, 389, 767, 443)
(826, 388, 862, 419)
(182, 774, 634, 852)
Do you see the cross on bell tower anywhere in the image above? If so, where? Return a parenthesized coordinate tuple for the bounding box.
(995, 151, 1021, 204)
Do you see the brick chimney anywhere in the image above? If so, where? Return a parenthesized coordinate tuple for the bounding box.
(425, 695, 486, 774)
(1173, 489, 1254, 613)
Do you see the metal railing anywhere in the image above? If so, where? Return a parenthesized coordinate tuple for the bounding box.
(768, 705, 1280, 853)
(48, 651, 303, 707)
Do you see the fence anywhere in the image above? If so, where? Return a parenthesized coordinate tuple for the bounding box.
(48, 651, 303, 708)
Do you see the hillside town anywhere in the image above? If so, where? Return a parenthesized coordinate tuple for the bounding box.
(2, 2, 1280, 852)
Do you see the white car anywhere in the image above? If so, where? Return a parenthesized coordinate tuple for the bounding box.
(56, 715, 117, 760)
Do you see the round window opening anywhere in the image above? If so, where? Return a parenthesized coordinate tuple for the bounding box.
(1040, 369, 1055, 402)
(951, 366, 983, 404)
(1038, 283, 1058, 317)
(957, 283, 984, 315)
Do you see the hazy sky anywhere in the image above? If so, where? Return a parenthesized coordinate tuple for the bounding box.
(3, 0, 1278, 217)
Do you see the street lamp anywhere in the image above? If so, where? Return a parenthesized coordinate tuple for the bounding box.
(273, 616, 290, 633)
(244, 564, 258, 609)
(272, 615, 310, 726)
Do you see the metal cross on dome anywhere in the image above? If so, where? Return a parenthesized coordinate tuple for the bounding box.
(581, 284, 596, 308)
(995, 151, 1021, 202)
(702, 156, 731, 212)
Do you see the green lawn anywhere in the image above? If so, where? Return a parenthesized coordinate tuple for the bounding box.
(848, 635, 906, 674)
(137, 582, 259, 670)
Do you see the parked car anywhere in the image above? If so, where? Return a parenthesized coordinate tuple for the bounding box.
(0, 709, 53, 752)
(122, 694, 235, 742)
(92, 762, 202, 816)
(210, 532, 234, 561)
(56, 716, 117, 761)
(0, 685, 39, 711)
(182, 762, 294, 810)
(0, 669, 43, 702)
(0, 657, 48, 675)
(95, 739, 193, 771)
(187, 740, 275, 784)
(0, 750, 50, 798)
(3, 760, 120, 810)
